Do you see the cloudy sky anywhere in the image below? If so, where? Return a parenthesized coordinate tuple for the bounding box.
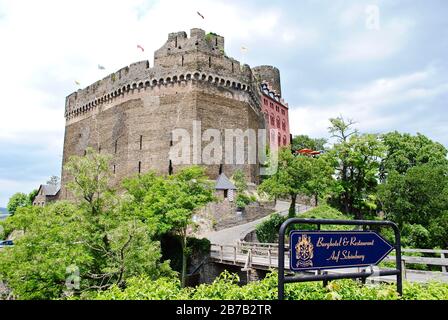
(0, 0, 447, 207)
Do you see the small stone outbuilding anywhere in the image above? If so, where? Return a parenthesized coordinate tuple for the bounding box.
(215, 173, 236, 202)
(32, 184, 60, 207)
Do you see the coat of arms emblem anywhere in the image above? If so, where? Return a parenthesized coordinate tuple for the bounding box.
(295, 234, 314, 267)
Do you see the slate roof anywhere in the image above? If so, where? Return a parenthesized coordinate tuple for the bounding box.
(215, 173, 236, 190)
(39, 184, 60, 196)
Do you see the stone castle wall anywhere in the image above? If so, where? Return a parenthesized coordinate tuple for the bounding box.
(61, 28, 280, 198)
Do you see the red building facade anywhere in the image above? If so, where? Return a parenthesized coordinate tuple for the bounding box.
(260, 82, 290, 147)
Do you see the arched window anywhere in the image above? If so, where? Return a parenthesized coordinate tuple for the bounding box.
(283, 135, 287, 145)
(278, 133, 281, 146)
(270, 115, 275, 126)
(276, 117, 280, 128)
(282, 120, 286, 131)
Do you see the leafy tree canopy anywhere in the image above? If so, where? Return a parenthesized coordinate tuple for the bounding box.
(7, 192, 31, 215)
(291, 134, 327, 152)
(380, 131, 448, 180)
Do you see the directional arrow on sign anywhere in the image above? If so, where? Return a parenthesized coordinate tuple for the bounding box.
(289, 230, 394, 271)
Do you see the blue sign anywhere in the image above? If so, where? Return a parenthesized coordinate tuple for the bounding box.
(289, 231, 394, 271)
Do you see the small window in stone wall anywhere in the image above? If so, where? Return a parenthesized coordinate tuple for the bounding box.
(114, 140, 118, 154)
(139, 135, 143, 150)
(169, 160, 173, 175)
(138, 161, 142, 174)
(113, 165, 116, 174)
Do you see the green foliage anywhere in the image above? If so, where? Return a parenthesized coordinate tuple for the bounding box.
(0, 202, 91, 299)
(255, 213, 286, 243)
(122, 166, 214, 286)
(0, 150, 174, 299)
(329, 117, 386, 219)
(205, 32, 218, 43)
(7, 192, 31, 215)
(28, 189, 38, 204)
(232, 169, 255, 208)
(378, 164, 448, 236)
(401, 224, 430, 248)
(380, 131, 448, 181)
(291, 206, 352, 232)
(91, 270, 448, 300)
(65, 147, 114, 216)
(259, 149, 333, 217)
(255, 205, 350, 243)
(235, 193, 255, 208)
(376, 131, 448, 249)
(232, 169, 248, 193)
(291, 135, 327, 152)
(428, 211, 448, 248)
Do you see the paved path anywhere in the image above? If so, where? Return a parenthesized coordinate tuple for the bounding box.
(202, 201, 311, 245)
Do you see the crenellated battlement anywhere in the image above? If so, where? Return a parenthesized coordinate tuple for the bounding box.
(65, 28, 261, 121)
(65, 70, 261, 122)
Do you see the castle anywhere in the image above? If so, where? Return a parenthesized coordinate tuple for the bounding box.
(60, 28, 290, 199)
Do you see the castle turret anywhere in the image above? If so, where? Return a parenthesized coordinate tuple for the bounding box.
(252, 65, 282, 97)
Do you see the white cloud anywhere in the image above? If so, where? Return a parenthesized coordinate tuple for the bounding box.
(289, 67, 448, 139)
(331, 16, 415, 62)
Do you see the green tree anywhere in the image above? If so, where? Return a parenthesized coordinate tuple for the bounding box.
(65, 148, 114, 216)
(232, 169, 256, 208)
(28, 189, 38, 204)
(380, 131, 448, 181)
(291, 134, 327, 152)
(329, 117, 385, 219)
(123, 166, 214, 287)
(232, 169, 248, 193)
(259, 148, 315, 217)
(378, 164, 448, 233)
(305, 153, 336, 206)
(6, 192, 30, 215)
(0, 148, 173, 299)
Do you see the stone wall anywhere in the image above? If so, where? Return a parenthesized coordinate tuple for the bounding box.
(193, 200, 275, 236)
(60, 28, 279, 199)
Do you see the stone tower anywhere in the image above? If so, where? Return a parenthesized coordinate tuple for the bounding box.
(60, 28, 284, 199)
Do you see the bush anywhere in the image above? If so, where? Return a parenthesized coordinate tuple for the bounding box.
(401, 224, 430, 248)
(235, 193, 256, 208)
(255, 205, 350, 243)
(255, 213, 286, 243)
(90, 270, 448, 300)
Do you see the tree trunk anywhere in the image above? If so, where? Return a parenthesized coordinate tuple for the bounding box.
(314, 194, 318, 207)
(180, 232, 187, 288)
(289, 194, 297, 218)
